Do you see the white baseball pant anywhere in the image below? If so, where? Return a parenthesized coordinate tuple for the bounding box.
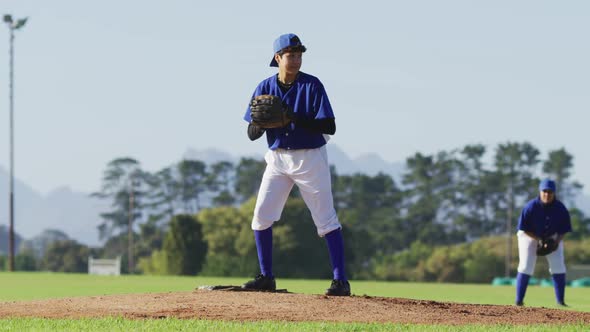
(251, 146, 341, 237)
(516, 230, 566, 275)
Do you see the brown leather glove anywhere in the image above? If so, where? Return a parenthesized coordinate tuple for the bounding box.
(250, 95, 294, 129)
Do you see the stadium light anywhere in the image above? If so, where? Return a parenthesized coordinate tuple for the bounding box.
(4, 14, 28, 272)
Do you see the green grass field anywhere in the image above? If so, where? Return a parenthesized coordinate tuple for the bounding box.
(0, 272, 589, 331)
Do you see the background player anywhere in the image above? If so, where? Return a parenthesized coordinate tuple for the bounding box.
(241, 33, 350, 296)
(515, 179, 572, 306)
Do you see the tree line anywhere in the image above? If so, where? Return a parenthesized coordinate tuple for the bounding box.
(2, 141, 589, 282)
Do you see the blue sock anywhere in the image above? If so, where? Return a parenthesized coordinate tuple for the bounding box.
(254, 227, 273, 278)
(325, 228, 346, 281)
(552, 273, 566, 304)
(515, 273, 530, 304)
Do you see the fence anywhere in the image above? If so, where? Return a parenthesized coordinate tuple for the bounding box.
(88, 256, 121, 276)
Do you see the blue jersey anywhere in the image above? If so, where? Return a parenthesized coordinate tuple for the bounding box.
(244, 72, 335, 150)
(517, 197, 572, 238)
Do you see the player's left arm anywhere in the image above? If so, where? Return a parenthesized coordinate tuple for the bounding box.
(296, 81, 336, 134)
(556, 205, 573, 244)
(296, 118, 336, 134)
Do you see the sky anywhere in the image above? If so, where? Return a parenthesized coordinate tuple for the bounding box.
(0, 1, 589, 196)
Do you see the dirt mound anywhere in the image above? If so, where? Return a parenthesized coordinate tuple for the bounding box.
(0, 290, 588, 325)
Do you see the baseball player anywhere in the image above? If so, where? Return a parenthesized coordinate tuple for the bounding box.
(515, 179, 572, 306)
(241, 33, 350, 296)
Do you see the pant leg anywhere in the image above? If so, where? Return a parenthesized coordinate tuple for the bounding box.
(251, 151, 294, 230)
(546, 241, 566, 274)
(291, 147, 341, 236)
(547, 240, 567, 305)
(517, 231, 538, 275)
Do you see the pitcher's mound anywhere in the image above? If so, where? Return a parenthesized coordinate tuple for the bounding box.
(197, 285, 290, 293)
(1, 290, 589, 325)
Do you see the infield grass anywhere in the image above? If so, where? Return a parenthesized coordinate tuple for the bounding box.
(0, 272, 589, 331)
(0, 317, 589, 332)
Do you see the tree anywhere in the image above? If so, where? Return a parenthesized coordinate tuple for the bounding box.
(92, 157, 148, 273)
(493, 142, 540, 276)
(15, 249, 37, 271)
(333, 172, 399, 215)
(370, 241, 433, 281)
(176, 160, 209, 213)
(135, 218, 166, 260)
(271, 198, 339, 279)
(100, 232, 136, 274)
(234, 157, 266, 203)
(18, 229, 69, 259)
(198, 203, 257, 276)
(454, 144, 500, 239)
(144, 166, 178, 223)
(402, 151, 460, 246)
(41, 240, 89, 273)
(208, 161, 237, 206)
(542, 148, 583, 206)
(137, 249, 168, 275)
(568, 208, 590, 240)
(331, 172, 403, 272)
(163, 214, 207, 275)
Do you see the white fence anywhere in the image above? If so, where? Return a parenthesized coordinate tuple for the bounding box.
(88, 256, 121, 276)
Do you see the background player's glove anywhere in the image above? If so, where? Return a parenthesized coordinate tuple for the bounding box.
(250, 95, 294, 129)
(536, 238, 558, 256)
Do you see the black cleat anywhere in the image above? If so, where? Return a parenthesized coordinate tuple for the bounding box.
(242, 274, 276, 291)
(325, 279, 351, 296)
(515, 301, 524, 306)
(557, 302, 568, 307)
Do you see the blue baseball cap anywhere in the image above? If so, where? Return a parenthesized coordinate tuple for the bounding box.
(269, 33, 307, 67)
(539, 179, 556, 192)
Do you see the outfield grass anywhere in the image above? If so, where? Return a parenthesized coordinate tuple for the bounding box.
(0, 272, 589, 331)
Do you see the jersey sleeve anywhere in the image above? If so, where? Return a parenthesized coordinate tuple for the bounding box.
(312, 83, 335, 120)
(517, 204, 533, 233)
(559, 204, 573, 234)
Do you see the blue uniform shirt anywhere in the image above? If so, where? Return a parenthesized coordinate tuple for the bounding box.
(517, 197, 572, 238)
(244, 72, 335, 150)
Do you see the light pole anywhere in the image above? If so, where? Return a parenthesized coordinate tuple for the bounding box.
(4, 14, 27, 272)
(127, 177, 134, 274)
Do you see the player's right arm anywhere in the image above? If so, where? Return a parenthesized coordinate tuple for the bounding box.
(517, 201, 537, 239)
(244, 84, 266, 141)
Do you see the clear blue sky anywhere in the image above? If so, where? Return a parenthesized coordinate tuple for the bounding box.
(1, 1, 589, 195)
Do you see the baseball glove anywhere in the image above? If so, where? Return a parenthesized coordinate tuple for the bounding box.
(536, 238, 558, 256)
(249, 95, 293, 129)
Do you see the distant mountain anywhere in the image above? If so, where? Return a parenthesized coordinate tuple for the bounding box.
(0, 166, 108, 247)
(325, 145, 405, 183)
(183, 147, 243, 164)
